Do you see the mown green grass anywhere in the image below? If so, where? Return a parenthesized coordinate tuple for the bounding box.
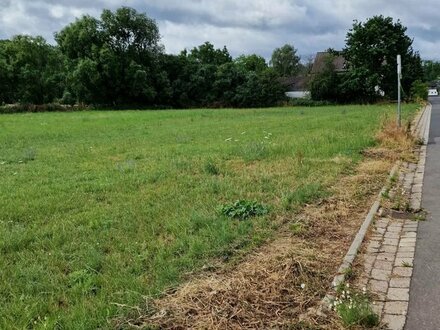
(0, 104, 417, 329)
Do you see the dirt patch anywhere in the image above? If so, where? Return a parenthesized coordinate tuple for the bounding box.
(116, 119, 415, 329)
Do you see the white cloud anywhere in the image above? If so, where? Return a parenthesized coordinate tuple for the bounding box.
(0, 0, 439, 60)
(159, 20, 277, 57)
(147, 0, 307, 27)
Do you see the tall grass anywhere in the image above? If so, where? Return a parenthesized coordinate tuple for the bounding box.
(0, 104, 417, 328)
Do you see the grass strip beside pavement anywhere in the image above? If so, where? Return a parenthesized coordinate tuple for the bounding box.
(0, 104, 418, 328)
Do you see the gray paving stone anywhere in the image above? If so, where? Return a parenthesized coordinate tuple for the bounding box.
(393, 267, 413, 277)
(369, 279, 388, 293)
(408, 163, 417, 171)
(402, 227, 418, 233)
(387, 227, 402, 233)
(382, 313, 406, 330)
(412, 191, 422, 198)
(396, 252, 414, 259)
(383, 238, 399, 246)
(368, 240, 381, 249)
(401, 232, 416, 238)
(384, 232, 400, 239)
(374, 260, 394, 271)
(380, 245, 398, 253)
(403, 223, 418, 229)
(364, 255, 377, 264)
(387, 288, 409, 301)
(390, 277, 411, 288)
(394, 258, 413, 267)
(400, 238, 416, 244)
(412, 184, 422, 193)
(376, 252, 396, 261)
(376, 227, 386, 235)
(384, 301, 409, 315)
(399, 241, 416, 248)
(371, 268, 392, 281)
(398, 246, 415, 253)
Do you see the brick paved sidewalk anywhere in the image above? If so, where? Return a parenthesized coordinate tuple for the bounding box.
(356, 145, 427, 330)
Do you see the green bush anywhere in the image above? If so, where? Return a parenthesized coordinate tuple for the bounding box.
(0, 103, 87, 114)
(410, 80, 428, 101)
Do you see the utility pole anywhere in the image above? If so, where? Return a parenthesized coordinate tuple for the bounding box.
(397, 55, 402, 127)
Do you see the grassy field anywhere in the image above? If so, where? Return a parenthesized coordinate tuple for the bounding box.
(0, 104, 418, 329)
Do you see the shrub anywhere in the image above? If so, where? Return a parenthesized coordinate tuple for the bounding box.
(0, 103, 88, 114)
(410, 80, 428, 101)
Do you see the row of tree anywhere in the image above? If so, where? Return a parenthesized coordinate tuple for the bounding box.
(0, 8, 435, 108)
(0, 7, 310, 108)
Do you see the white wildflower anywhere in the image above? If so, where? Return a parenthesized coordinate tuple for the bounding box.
(300, 283, 306, 289)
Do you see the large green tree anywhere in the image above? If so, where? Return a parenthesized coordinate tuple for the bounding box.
(56, 7, 163, 105)
(234, 54, 267, 73)
(343, 15, 423, 100)
(270, 44, 301, 77)
(0, 36, 64, 104)
(422, 60, 440, 83)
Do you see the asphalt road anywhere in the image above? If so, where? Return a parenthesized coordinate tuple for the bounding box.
(406, 97, 440, 329)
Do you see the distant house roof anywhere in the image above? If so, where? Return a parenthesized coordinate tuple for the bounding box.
(311, 52, 347, 74)
(279, 75, 309, 91)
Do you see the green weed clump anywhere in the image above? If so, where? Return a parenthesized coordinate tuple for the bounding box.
(333, 284, 379, 328)
(220, 200, 269, 220)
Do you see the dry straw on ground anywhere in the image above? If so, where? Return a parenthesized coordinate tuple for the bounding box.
(116, 118, 416, 329)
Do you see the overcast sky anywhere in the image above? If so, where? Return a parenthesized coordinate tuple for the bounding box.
(1, 0, 439, 61)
